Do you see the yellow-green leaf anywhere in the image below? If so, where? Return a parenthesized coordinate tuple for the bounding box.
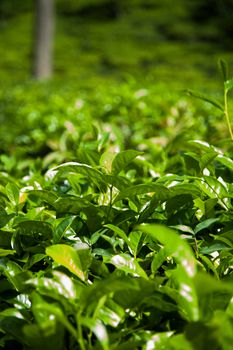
(46, 244, 87, 281)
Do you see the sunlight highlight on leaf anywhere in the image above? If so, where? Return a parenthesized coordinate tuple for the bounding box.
(46, 244, 90, 281)
(139, 224, 196, 277)
(107, 253, 148, 279)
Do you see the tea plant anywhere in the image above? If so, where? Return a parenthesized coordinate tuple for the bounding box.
(187, 59, 233, 141)
(0, 66, 233, 349)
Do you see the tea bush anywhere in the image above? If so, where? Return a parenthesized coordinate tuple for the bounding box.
(0, 61, 232, 349)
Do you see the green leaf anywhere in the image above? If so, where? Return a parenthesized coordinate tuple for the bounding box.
(106, 253, 148, 279)
(27, 271, 79, 301)
(104, 174, 131, 191)
(128, 230, 143, 257)
(194, 218, 219, 235)
(194, 272, 233, 296)
(188, 140, 218, 152)
(31, 292, 58, 332)
(54, 196, 93, 215)
(0, 314, 28, 345)
(195, 176, 229, 209)
(151, 247, 169, 274)
(100, 150, 117, 173)
(139, 225, 196, 277)
(170, 225, 194, 235)
(46, 244, 91, 282)
(113, 278, 156, 309)
(23, 323, 65, 350)
(186, 89, 224, 111)
(144, 293, 178, 312)
(52, 162, 107, 192)
(0, 233, 13, 251)
(97, 299, 125, 327)
(15, 220, 53, 238)
(81, 318, 109, 350)
(224, 78, 233, 92)
(0, 248, 16, 256)
(28, 190, 58, 206)
(104, 224, 131, 250)
(0, 258, 22, 275)
(0, 259, 32, 292)
(80, 276, 140, 309)
(199, 151, 218, 171)
(114, 184, 169, 203)
(200, 243, 229, 254)
(218, 58, 228, 81)
(185, 321, 219, 350)
(160, 268, 199, 322)
(24, 253, 46, 269)
(0, 308, 25, 319)
(198, 254, 219, 279)
(217, 154, 233, 171)
(53, 216, 75, 243)
(31, 292, 77, 339)
(0, 211, 15, 228)
(169, 183, 202, 198)
(166, 333, 193, 350)
(5, 182, 19, 206)
(111, 150, 142, 175)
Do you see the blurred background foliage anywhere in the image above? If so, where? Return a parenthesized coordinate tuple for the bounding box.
(0, 0, 233, 170)
(0, 0, 233, 83)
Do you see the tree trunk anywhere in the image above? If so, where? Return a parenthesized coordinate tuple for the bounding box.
(33, 0, 54, 80)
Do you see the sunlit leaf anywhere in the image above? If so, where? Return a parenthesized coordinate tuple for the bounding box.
(224, 78, 233, 92)
(5, 182, 19, 206)
(97, 299, 125, 327)
(139, 224, 199, 320)
(52, 162, 107, 191)
(0, 259, 32, 292)
(100, 150, 117, 173)
(195, 176, 229, 209)
(199, 151, 217, 171)
(0, 248, 16, 256)
(139, 224, 196, 277)
(31, 292, 77, 338)
(111, 150, 142, 175)
(81, 318, 109, 350)
(27, 271, 78, 301)
(217, 154, 233, 171)
(106, 253, 148, 279)
(46, 244, 91, 282)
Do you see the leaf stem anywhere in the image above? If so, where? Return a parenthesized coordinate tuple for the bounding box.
(107, 185, 113, 221)
(77, 313, 86, 350)
(224, 89, 233, 140)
